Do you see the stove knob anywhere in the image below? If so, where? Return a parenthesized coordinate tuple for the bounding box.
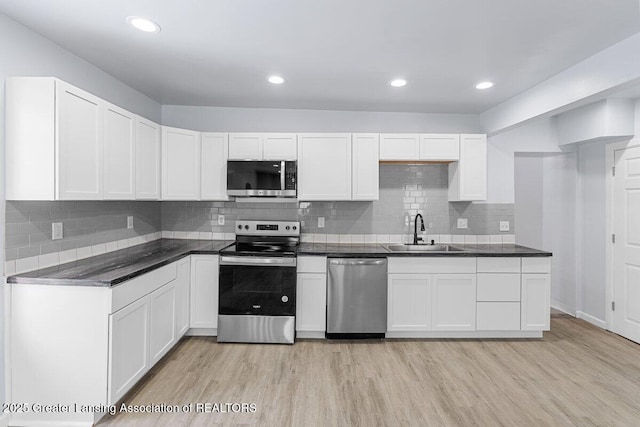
(285, 226, 290, 230)
(292, 226, 297, 230)
(244, 225, 249, 230)
(237, 225, 242, 230)
(281, 295, 289, 303)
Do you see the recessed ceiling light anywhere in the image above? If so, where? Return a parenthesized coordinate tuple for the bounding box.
(126, 16, 161, 33)
(390, 79, 407, 87)
(475, 81, 494, 90)
(267, 75, 285, 84)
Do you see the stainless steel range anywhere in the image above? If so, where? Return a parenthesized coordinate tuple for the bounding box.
(218, 220, 300, 344)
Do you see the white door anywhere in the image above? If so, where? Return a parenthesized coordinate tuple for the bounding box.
(190, 255, 219, 329)
(162, 126, 201, 200)
(387, 274, 432, 331)
(103, 103, 135, 199)
(149, 281, 177, 366)
(56, 81, 103, 199)
(298, 133, 352, 200)
(432, 274, 476, 331)
(175, 256, 191, 338)
(352, 133, 379, 201)
(135, 116, 161, 199)
(228, 133, 263, 159)
(296, 273, 327, 332)
(263, 133, 297, 160)
(108, 297, 150, 405)
(201, 132, 229, 200)
(612, 146, 640, 343)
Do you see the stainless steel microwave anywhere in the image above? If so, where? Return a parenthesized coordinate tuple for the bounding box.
(226, 160, 297, 197)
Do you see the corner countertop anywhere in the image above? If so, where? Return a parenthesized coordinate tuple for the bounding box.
(6, 239, 233, 287)
(297, 242, 552, 257)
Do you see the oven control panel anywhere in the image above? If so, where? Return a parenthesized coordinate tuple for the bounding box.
(235, 220, 301, 237)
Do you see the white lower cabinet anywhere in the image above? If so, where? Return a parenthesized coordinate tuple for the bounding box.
(521, 274, 551, 331)
(387, 274, 432, 331)
(108, 296, 150, 405)
(149, 281, 177, 366)
(296, 256, 327, 337)
(477, 302, 521, 330)
(175, 256, 191, 338)
(190, 254, 219, 331)
(432, 274, 477, 331)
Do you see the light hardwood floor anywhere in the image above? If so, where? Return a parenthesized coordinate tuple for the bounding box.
(98, 318, 640, 426)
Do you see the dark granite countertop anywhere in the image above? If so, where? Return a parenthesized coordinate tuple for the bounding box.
(7, 239, 233, 287)
(297, 242, 551, 257)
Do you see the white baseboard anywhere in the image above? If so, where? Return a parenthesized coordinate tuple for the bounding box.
(186, 328, 217, 337)
(576, 311, 607, 329)
(551, 300, 576, 316)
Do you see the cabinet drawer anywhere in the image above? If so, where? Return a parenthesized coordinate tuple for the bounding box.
(388, 257, 476, 274)
(111, 262, 178, 313)
(522, 257, 551, 273)
(477, 274, 520, 301)
(477, 257, 520, 273)
(298, 256, 327, 273)
(477, 302, 520, 330)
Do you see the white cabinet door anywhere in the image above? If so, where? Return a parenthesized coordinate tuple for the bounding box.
(56, 80, 103, 200)
(521, 274, 551, 331)
(296, 273, 327, 332)
(175, 256, 191, 338)
(201, 132, 229, 200)
(432, 274, 477, 331)
(352, 133, 379, 200)
(162, 126, 201, 200)
(135, 116, 161, 200)
(149, 281, 177, 366)
(387, 274, 432, 331)
(263, 133, 297, 160)
(190, 255, 219, 329)
(419, 134, 459, 161)
(108, 296, 150, 405)
(103, 103, 135, 200)
(379, 134, 419, 160)
(298, 133, 352, 200)
(449, 134, 487, 201)
(228, 133, 262, 159)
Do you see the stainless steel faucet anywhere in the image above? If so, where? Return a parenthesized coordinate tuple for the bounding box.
(413, 213, 425, 245)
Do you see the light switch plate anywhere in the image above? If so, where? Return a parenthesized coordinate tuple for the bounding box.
(218, 214, 225, 225)
(127, 216, 134, 229)
(457, 218, 468, 229)
(500, 221, 510, 232)
(52, 222, 63, 240)
(318, 217, 325, 228)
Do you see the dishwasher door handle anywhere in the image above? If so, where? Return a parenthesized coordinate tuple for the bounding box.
(328, 258, 386, 266)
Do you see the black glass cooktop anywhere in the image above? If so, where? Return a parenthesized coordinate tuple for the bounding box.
(220, 242, 298, 257)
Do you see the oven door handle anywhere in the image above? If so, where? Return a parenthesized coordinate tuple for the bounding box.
(220, 256, 297, 267)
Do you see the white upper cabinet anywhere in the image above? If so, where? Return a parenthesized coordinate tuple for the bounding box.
(228, 133, 297, 160)
(135, 116, 161, 200)
(448, 134, 487, 201)
(419, 134, 460, 161)
(201, 132, 229, 200)
(56, 80, 104, 200)
(352, 133, 379, 200)
(162, 126, 202, 200)
(103, 103, 135, 200)
(298, 133, 352, 200)
(379, 134, 419, 160)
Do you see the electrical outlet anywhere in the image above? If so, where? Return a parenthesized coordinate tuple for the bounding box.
(217, 214, 225, 225)
(500, 221, 510, 232)
(457, 218, 468, 229)
(127, 216, 134, 229)
(318, 217, 325, 228)
(52, 222, 63, 240)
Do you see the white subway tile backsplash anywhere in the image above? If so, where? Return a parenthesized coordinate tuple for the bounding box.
(312, 234, 327, 243)
(426, 234, 440, 244)
(173, 231, 188, 239)
(186, 231, 200, 240)
(199, 232, 213, 240)
(15, 256, 39, 274)
(477, 235, 491, 244)
(76, 246, 93, 260)
(439, 235, 452, 243)
(464, 235, 478, 244)
(452, 235, 465, 244)
(117, 239, 129, 249)
(490, 235, 503, 244)
(339, 234, 352, 244)
(301, 234, 313, 243)
(223, 233, 236, 240)
(503, 234, 516, 244)
(212, 232, 225, 240)
(59, 249, 78, 264)
(364, 234, 377, 244)
(39, 252, 60, 269)
(351, 234, 365, 244)
(326, 234, 339, 244)
(162, 231, 174, 238)
(105, 241, 119, 252)
(92, 244, 106, 256)
(5, 260, 17, 276)
(389, 234, 403, 243)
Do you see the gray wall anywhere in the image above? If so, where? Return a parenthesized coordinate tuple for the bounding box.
(5, 202, 160, 261)
(161, 105, 482, 133)
(162, 164, 514, 236)
(0, 11, 163, 408)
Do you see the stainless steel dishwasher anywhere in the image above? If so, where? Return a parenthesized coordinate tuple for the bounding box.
(326, 257, 387, 339)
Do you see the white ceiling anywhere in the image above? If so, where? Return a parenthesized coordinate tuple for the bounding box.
(1, 0, 639, 114)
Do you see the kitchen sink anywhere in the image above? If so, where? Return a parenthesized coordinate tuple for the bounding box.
(385, 244, 465, 252)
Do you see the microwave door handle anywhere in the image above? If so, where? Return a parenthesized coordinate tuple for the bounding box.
(280, 160, 285, 190)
